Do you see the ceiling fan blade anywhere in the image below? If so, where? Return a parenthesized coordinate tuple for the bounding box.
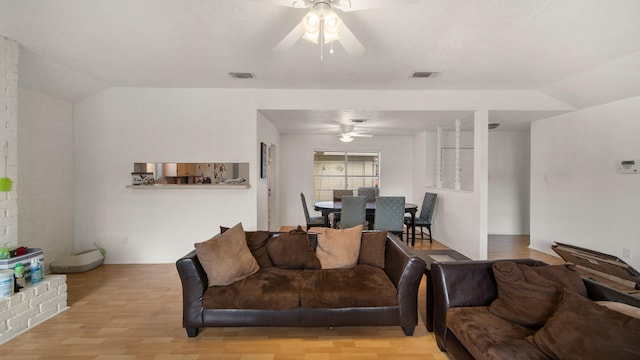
(337, 24, 365, 57)
(273, 21, 304, 52)
(336, 0, 416, 12)
(251, 0, 311, 9)
(350, 133, 374, 138)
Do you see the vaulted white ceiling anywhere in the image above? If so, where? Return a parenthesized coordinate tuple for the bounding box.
(2, 0, 640, 133)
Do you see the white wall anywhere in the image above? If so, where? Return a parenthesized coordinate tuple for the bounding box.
(18, 89, 74, 267)
(72, 88, 571, 263)
(256, 111, 280, 231)
(74, 88, 259, 263)
(488, 131, 530, 234)
(530, 96, 640, 271)
(410, 112, 489, 259)
(279, 134, 414, 227)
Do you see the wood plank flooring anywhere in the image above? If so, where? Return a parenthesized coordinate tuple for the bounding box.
(1, 232, 559, 359)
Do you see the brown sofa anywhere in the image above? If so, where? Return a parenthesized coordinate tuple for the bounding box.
(176, 228, 426, 337)
(432, 259, 640, 360)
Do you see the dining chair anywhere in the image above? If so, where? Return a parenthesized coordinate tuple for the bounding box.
(357, 187, 377, 202)
(357, 187, 377, 226)
(331, 189, 354, 227)
(301, 192, 327, 231)
(339, 196, 367, 229)
(333, 189, 354, 201)
(405, 192, 437, 243)
(374, 196, 405, 240)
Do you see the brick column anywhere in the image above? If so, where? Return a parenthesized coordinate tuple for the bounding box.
(0, 36, 19, 249)
(0, 275, 68, 345)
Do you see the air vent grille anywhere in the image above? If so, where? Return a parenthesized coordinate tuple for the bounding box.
(411, 71, 439, 78)
(229, 72, 255, 79)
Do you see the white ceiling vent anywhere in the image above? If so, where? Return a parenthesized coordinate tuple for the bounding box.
(411, 71, 439, 78)
(229, 72, 255, 79)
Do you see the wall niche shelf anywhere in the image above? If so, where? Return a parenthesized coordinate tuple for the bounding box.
(128, 162, 250, 189)
(126, 184, 250, 189)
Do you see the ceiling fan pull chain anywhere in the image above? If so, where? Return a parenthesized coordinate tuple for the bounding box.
(320, 17, 324, 61)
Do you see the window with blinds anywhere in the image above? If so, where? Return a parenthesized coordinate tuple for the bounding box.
(313, 151, 379, 201)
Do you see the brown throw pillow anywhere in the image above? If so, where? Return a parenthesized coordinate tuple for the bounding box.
(489, 261, 586, 328)
(194, 223, 260, 286)
(266, 227, 320, 269)
(531, 289, 640, 360)
(359, 231, 387, 268)
(530, 263, 587, 297)
(314, 225, 363, 269)
(221, 226, 272, 267)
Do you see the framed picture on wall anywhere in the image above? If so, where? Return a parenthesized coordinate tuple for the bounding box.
(260, 142, 267, 179)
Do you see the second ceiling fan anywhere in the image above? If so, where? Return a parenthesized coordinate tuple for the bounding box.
(338, 123, 373, 142)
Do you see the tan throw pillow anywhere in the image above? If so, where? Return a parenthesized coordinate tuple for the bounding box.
(531, 289, 640, 360)
(314, 225, 363, 269)
(359, 230, 387, 268)
(266, 227, 320, 270)
(194, 223, 259, 286)
(489, 261, 586, 328)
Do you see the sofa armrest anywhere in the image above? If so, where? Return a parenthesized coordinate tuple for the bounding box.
(584, 278, 640, 307)
(176, 250, 208, 329)
(431, 259, 546, 351)
(384, 234, 427, 327)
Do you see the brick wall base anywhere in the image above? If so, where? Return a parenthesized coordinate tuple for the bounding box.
(0, 275, 68, 344)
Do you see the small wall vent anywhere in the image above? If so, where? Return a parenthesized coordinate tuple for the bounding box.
(229, 72, 255, 79)
(411, 71, 439, 78)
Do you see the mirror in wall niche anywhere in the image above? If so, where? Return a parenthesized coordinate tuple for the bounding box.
(131, 163, 250, 187)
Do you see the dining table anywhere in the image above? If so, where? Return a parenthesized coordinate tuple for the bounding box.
(313, 200, 419, 246)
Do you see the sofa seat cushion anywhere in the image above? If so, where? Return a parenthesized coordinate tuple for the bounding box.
(301, 264, 398, 308)
(203, 267, 302, 310)
(447, 306, 551, 360)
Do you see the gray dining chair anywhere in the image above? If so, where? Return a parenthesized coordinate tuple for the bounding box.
(405, 192, 437, 243)
(357, 187, 377, 202)
(357, 187, 377, 227)
(301, 192, 327, 231)
(339, 196, 367, 229)
(333, 189, 354, 201)
(374, 196, 405, 240)
(331, 189, 354, 227)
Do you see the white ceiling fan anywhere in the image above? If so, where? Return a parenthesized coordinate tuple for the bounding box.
(337, 122, 373, 142)
(256, 0, 416, 58)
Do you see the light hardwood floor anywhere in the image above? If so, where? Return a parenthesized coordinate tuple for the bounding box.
(2, 233, 560, 359)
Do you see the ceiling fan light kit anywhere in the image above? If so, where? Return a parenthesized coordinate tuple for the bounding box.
(300, 3, 344, 59)
(301, 5, 343, 45)
(265, 0, 371, 59)
(340, 135, 354, 142)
